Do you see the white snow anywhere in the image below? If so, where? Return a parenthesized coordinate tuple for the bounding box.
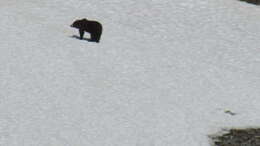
(0, 0, 259, 145)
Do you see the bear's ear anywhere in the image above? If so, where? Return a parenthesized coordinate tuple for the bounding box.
(82, 18, 88, 21)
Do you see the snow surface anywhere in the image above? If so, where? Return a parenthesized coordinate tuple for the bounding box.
(0, 0, 259, 145)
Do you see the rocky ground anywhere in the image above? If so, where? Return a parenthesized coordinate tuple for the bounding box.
(211, 128, 260, 146)
(239, 0, 260, 5)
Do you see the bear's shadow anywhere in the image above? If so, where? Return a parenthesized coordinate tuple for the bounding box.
(70, 35, 95, 42)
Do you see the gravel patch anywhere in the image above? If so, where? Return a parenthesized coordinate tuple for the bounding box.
(210, 128, 260, 146)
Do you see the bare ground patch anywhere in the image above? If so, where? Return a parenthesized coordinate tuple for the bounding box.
(210, 128, 260, 146)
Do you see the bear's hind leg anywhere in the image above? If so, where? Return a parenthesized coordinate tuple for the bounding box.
(93, 33, 101, 43)
(90, 33, 99, 43)
(96, 34, 101, 43)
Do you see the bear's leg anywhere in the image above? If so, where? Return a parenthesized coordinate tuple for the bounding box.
(79, 29, 84, 40)
(96, 33, 101, 43)
(91, 33, 101, 43)
(90, 33, 95, 41)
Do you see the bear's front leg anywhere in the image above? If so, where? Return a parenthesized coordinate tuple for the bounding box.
(79, 29, 84, 40)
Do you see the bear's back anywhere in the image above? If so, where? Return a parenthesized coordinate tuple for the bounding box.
(87, 21, 102, 33)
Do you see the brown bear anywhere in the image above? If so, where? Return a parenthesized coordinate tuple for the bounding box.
(71, 18, 102, 43)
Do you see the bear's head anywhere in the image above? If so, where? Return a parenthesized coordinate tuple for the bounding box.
(71, 18, 88, 28)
